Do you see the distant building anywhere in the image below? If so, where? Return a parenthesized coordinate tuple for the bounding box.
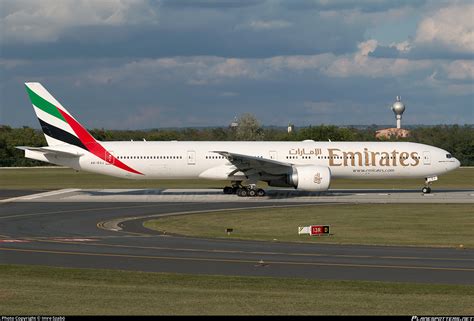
(229, 117, 239, 129)
(375, 127, 410, 139)
(287, 123, 294, 134)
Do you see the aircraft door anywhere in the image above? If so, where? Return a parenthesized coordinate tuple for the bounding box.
(269, 150, 277, 160)
(187, 150, 196, 165)
(423, 151, 431, 165)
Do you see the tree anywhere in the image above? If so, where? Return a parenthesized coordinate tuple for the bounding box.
(297, 125, 355, 141)
(233, 113, 265, 141)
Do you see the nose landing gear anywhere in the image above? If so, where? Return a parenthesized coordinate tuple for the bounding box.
(421, 186, 431, 194)
(422, 176, 438, 194)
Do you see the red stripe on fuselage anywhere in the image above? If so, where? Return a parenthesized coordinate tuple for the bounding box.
(57, 109, 143, 175)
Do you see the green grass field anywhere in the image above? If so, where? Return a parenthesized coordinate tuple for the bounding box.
(0, 167, 472, 190)
(145, 204, 474, 248)
(0, 264, 472, 315)
(0, 167, 229, 190)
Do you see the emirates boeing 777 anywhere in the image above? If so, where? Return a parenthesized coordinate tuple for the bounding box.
(18, 82, 460, 197)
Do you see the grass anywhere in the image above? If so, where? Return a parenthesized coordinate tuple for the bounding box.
(0, 264, 472, 315)
(145, 204, 474, 248)
(0, 167, 229, 190)
(0, 167, 473, 190)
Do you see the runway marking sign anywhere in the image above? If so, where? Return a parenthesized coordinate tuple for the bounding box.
(298, 225, 330, 236)
(311, 225, 330, 236)
(0, 239, 30, 243)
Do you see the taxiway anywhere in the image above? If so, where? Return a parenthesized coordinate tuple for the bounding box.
(0, 188, 473, 285)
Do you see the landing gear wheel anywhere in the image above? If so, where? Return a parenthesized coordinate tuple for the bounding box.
(223, 186, 234, 194)
(234, 186, 266, 197)
(422, 177, 437, 195)
(237, 188, 248, 197)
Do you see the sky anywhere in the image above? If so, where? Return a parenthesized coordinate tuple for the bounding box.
(0, 0, 473, 129)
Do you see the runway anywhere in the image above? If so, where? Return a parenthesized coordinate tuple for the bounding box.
(1, 189, 473, 285)
(2, 187, 474, 203)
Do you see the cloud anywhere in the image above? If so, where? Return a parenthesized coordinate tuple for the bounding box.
(419, 70, 473, 96)
(284, 0, 427, 13)
(265, 54, 334, 71)
(414, 3, 474, 55)
(370, 2, 474, 60)
(85, 55, 331, 86)
(1, 1, 472, 128)
(0, 0, 368, 59)
(84, 56, 267, 87)
(325, 39, 472, 87)
(240, 20, 292, 31)
(391, 40, 411, 53)
(443, 60, 474, 80)
(160, 0, 264, 9)
(212, 58, 257, 78)
(0, 0, 159, 43)
(120, 105, 165, 129)
(82, 40, 440, 86)
(324, 39, 433, 78)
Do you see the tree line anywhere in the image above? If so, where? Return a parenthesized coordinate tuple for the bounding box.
(1, 115, 472, 167)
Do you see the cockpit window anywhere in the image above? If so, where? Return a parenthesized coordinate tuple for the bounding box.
(446, 154, 452, 159)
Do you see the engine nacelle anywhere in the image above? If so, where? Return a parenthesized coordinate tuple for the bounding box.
(288, 165, 331, 191)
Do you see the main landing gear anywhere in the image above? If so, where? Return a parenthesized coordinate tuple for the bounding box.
(223, 182, 266, 197)
(422, 176, 438, 194)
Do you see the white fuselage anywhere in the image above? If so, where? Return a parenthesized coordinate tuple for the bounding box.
(45, 141, 460, 181)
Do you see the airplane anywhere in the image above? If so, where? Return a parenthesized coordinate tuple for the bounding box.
(18, 82, 461, 197)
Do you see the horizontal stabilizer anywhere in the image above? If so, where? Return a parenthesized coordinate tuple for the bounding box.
(16, 146, 83, 158)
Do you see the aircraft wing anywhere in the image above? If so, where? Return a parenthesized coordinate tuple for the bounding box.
(212, 151, 292, 176)
(16, 146, 83, 158)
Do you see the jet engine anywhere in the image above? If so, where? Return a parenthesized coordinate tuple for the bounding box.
(288, 165, 331, 191)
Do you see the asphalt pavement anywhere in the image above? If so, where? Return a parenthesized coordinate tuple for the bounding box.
(1, 200, 473, 285)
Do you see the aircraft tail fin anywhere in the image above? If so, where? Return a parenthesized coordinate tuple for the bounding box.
(24, 82, 96, 149)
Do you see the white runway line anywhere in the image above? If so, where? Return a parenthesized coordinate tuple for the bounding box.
(0, 188, 80, 203)
(21, 188, 80, 200)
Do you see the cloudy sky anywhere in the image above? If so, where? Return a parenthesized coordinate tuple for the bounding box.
(1, 0, 473, 129)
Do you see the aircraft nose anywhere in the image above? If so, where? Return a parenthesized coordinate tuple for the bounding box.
(455, 158, 461, 168)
